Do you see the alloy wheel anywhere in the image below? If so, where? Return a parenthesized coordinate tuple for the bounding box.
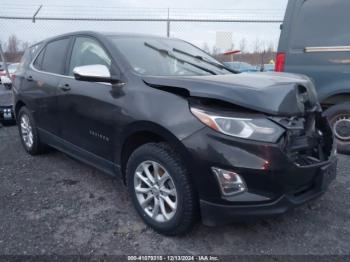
(333, 115, 350, 141)
(134, 160, 178, 223)
(20, 114, 34, 148)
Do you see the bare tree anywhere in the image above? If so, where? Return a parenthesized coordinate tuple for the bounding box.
(201, 43, 210, 54)
(212, 46, 220, 56)
(6, 35, 20, 54)
(239, 38, 247, 53)
(253, 38, 261, 54)
(267, 42, 275, 53)
(265, 42, 275, 64)
(4, 35, 23, 62)
(22, 41, 30, 51)
(229, 42, 235, 51)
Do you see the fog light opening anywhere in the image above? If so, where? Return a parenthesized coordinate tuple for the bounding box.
(262, 160, 270, 170)
(211, 167, 247, 196)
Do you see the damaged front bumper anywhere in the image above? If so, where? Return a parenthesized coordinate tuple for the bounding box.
(182, 112, 337, 226)
(200, 157, 337, 226)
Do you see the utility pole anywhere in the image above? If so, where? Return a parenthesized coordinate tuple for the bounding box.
(166, 8, 170, 37)
(32, 5, 43, 23)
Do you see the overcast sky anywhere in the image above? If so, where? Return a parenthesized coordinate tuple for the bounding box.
(0, 0, 288, 52)
(76, 0, 287, 10)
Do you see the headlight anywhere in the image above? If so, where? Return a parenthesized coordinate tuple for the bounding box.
(191, 107, 285, 142)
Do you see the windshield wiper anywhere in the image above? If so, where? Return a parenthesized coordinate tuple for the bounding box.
(144, 42, 217, 75)
(172, 48, 238, 74)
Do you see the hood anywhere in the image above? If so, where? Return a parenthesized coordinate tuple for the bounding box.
(143, 72, 320, 116)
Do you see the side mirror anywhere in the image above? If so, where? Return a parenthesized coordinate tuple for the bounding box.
(73, 64, 119, 84)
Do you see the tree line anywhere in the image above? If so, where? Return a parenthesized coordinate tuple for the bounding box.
(0, 35, 29, 63)
(202, 38, 276, 66)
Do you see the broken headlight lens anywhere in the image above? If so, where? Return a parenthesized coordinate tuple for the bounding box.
(190, 107, 285, 142)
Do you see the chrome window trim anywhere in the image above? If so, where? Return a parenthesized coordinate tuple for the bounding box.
(30, 63, 74, 80)
(305, 46, 350, 53)
(29, 45, 111, 85)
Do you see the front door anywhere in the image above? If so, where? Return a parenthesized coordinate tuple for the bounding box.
(57, 36, 124, 163)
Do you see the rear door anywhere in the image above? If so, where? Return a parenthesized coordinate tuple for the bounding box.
(13, 43, 42, 93)
(29, 37, 72, 136)
(279, 0, 350, 101)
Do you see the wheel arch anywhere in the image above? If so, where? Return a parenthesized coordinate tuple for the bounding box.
(321, 92, 350, 110)
(14, 100, 26, 119)
(118, 121, 193, 183)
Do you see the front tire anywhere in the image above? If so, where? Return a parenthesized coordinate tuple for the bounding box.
(324, 103, 350, 155)
(126, 142, 198, 236)
(18, 106, 47, 155)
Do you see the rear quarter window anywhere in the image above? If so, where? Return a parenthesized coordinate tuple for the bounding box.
(290, 0, 350, 49)
(33, 48, 45, 70)
(17, 43, 43, 71)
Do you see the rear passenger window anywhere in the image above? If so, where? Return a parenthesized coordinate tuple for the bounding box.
(29, 44, 43, 59)
(41, 38, 70, 74)
(291, 0, 350, 49)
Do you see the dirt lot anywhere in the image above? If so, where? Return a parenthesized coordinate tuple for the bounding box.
(0, 125, 349, 255)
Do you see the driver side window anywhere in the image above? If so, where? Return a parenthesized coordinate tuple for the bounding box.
(69, 37, 112, 76)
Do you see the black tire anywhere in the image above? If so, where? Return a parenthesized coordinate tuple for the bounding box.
(4, 83, 12, 89)
(324, 102, 350, 155)
(17, 106, 47, 155)
(126, 142, 198, 236)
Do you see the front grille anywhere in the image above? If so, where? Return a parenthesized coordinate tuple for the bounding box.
(276, 113, 333, 166)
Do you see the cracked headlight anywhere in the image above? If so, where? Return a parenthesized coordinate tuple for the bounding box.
(191, 107, 285, 142)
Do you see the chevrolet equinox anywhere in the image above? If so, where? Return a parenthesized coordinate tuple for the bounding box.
(13, 31, 337, 235)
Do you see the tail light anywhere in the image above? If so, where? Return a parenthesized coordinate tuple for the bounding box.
(11, 74, 16, 82)
(275, 52, 286, 72)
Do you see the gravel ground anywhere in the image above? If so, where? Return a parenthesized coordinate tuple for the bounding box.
(0, 125, 349, 256)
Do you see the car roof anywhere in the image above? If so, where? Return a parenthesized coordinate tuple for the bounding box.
(30, 31, 174, 48)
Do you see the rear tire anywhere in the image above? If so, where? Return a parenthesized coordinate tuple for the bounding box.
(126, 142, 198, 236)
(324, 103, 350, 155)
(17, 106, 47, 155)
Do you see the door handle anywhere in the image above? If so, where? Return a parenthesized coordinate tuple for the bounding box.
(59, 83, 71, 92)
(26, 75, 33, 81)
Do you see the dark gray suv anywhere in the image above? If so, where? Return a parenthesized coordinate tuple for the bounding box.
(277, 0, 350, 154)
(13, 31, 337, 235)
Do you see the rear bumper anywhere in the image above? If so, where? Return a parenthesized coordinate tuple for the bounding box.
(200, 157, 337, 226)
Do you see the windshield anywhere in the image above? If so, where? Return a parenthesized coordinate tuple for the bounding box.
(109, 36, 233, 76)
(224, 62, 257, 72)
